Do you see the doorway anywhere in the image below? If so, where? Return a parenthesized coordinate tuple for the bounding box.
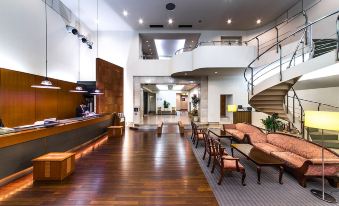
(220, 94, 233, 122)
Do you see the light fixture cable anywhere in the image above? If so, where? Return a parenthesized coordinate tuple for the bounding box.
(45, 0, 48, 79)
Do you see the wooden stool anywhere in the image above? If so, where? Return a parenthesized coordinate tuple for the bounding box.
(108, 126, 124, 137)
(32, 152, 75, 181)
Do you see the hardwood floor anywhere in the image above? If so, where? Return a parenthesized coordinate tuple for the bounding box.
(0, 127, 218, 205)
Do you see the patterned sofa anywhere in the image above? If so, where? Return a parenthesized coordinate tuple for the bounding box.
(251, 133, 339, 187)
(223, 123, 265, 143)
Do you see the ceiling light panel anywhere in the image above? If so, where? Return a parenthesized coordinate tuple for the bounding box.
(156, 85, 168, 90)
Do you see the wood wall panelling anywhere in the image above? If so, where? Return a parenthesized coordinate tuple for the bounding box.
(96, 58, 124, 114)
(0, 68, 84, 127)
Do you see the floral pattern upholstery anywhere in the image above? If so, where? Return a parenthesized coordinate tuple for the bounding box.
(305, 165, 339, 176)
(247, 132, 267, 144)
(223, 158, 245, 171)
(253, 143, 285, 154)
(271, 151, 306, 168)
(224, 129, 245, 141)
(236, 123, 262, 134)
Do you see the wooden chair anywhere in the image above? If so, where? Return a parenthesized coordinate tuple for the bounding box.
(192, 123, 205, 148)
(203, 134, 218, 168)
(211, 139, 246, 186)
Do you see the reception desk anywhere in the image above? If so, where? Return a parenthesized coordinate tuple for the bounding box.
(0, 114, 113, 180)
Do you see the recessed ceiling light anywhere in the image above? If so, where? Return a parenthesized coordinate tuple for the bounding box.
(123, 10, 128, 17)
(185, 73, 188, 76)
(146, 40, 149, 43)
(191, 40, 194, 43)
(214, 71, 218, 74)
(227, 19, 232, 24)
(168, 18, 173, 24)
(139, 18, 143, 24)
(256, 19, 262, 24)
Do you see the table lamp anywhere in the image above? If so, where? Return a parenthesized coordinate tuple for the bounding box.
(304, 111, 339, 203)
(228, 105, 238, 112)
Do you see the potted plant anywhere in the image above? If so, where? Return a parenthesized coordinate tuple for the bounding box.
(163, 100, 170, 111)
(261, 113, 283, 133)
(191, 94, 200, 122)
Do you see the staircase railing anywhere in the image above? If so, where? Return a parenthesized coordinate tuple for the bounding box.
(244, 10, 339, 138)
(244, 9, 339, 96)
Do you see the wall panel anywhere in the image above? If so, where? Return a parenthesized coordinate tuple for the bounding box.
(96, 58, 124, 114)
(0, 68, 84, 127)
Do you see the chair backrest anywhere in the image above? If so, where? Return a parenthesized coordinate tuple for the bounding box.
(212, 139, 224, 164)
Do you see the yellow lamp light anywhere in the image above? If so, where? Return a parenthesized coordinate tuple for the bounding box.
(304, 110, 339, 203)
(304, 111, 339, 131)
(228, 105, 238, 112)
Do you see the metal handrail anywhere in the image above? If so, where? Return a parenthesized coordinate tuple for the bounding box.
(288, 95, 339, 110)
(174, 40, 244, 55)
(244, 9, 339, 88)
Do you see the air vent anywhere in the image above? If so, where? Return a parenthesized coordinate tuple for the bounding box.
(149, 25, 164, 28)
(178, 25, 193, 28)
(43, 0, 72, 23)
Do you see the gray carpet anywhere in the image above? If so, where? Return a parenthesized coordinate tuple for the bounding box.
(189, 137, 339, 206)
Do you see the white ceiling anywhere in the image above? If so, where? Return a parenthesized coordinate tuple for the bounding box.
(61, 0, 300, 31)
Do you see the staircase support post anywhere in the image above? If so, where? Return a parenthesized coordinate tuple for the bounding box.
(286, 95, 289, 114)
(336, 15, 339, 61)
(279, 44, 282, 81)
(275, 27, 279, 53)
(256, 37, 260, 59)
(251, 67, 254, 95)
(293, 95, 295, 123)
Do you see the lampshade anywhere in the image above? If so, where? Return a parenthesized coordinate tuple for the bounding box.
(69, 85, 87, 93)
(228, 105, 238, 112)
(304, 111, 339, 131)
(31, 77, 60, 90)
(90, 89, 104, 95)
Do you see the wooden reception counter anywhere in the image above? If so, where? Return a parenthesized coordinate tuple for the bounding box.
(0, 114, 113, 180)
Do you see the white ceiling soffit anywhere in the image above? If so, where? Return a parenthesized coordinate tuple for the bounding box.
(60, 0, 132, 31)
(103, 0, 300, 30)
(154, 39, 185, 59)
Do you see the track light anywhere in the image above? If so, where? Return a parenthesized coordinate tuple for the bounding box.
(86, 41, 93, 49)
(66, 25, 78, 35)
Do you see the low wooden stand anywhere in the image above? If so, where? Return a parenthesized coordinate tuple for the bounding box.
(178, 121, 184, 136)
(32, 152, 75, 181)
(108, 126, 124, 137)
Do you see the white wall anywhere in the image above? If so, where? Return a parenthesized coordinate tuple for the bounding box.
(156, 91, 177, 110)
(208, 75, 249, 123)
(295, 87, 339, 111)
(0, 0, 95, 83)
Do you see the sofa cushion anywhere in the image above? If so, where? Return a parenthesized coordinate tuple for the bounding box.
(223, 158, 245, 171)
(305, 165, 339, 176)
(225, 129, 245, 141)
(253, 143, 285, 154)
(247, 132, 267, 144)
(236, 123, 262, 134)
(267, 133, 339, 159)
(271, 151, 307, 168)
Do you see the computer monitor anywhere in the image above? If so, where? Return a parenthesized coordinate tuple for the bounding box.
(237, 105, 243, 110)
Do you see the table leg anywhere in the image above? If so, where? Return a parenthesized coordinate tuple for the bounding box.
(279, 166, 284, 184)
(257, 166, 261, 184)
(231, 147, 234, 156)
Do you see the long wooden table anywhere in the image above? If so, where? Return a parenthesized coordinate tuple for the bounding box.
(231, 144, 285, 184)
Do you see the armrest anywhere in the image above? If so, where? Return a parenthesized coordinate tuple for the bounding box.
(310, 158, 339, 165)
(223, 124, 236, 130)
(222, 156, 239, 161)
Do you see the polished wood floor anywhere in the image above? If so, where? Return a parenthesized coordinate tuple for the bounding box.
(0, 126, 218, 205)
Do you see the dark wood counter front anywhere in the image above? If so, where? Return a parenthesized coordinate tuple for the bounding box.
(0, 114, 113, 180)
(0, 114, 112, 149)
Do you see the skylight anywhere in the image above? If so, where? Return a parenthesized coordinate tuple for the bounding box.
(154, 39, 186, 59)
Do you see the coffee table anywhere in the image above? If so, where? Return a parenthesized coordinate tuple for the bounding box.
(231, 144, 284, 184)
(208, 128, 232, 139)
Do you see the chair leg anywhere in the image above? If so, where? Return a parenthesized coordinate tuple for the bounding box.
(218, 167, 224, 185)
(203, 148, 207, 160)
(211, 156, 216, 173)
(195, 139, 199, 148)
(241, 171, 246, 186)
(207, 154, 211, 167)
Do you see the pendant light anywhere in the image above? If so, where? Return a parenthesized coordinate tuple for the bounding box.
(70, 0, 87, 93)
(91, 0, 103, 95)
(31, 0, 60, 90)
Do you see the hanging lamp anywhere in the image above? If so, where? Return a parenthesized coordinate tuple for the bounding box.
(91, 0, 104, 95)
(31, 0, 60, 90)
(70, 0, 87, 93)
